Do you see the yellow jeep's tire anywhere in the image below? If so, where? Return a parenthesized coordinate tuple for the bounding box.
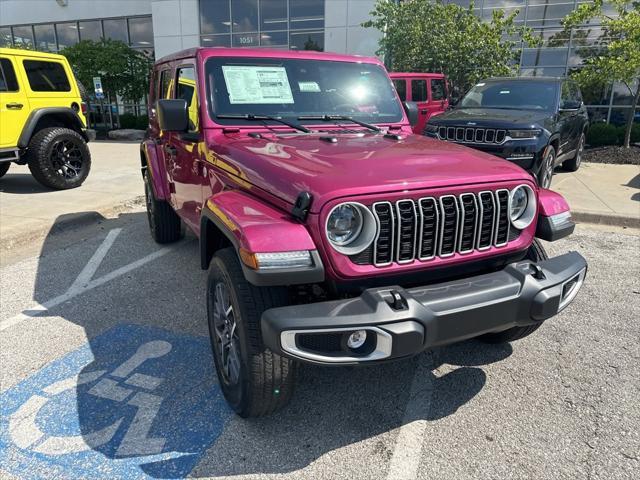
(26, 127, 91, 190)
(0, 162, 9, 178)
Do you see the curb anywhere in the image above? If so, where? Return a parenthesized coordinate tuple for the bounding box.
(1, 196, 145, 252)
(572, 210, 640, 229)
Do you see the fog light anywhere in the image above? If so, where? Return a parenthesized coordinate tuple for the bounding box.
(347, 330, 367, 349)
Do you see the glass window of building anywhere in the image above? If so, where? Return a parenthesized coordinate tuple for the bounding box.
(79, 20, 103, 41)
(103, 18, 128, 43)
(200, 0, 231, 34)
(129, 17, 153, 46)
(201, 35, 231, 47)
(34, 24, 56, 51)
(290, 0, 325, 30)
(260, 0, 287, 31)
(0, 27, 12, 47)
(55, 22, 79, 49)
(290, 31, 324, 51)
(232, 0, 259, 33)
(12, 25, 34, 48)
(0, 58, 19, 92)
(23, 60, 71, 92)
(260, 31, 287, 47)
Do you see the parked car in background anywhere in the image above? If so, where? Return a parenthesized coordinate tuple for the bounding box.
(0, 48, 91, 189)
(389, 72, 448, 134)
(142, 48, 587, 417)
(423, 77, 589, 188)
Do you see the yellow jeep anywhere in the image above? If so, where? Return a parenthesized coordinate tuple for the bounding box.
(0, 47, 90, 189)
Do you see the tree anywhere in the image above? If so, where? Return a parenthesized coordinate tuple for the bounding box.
(363, 0, 539, 96)
(559, 0, 639, 148)
(60, 39, 152, 104)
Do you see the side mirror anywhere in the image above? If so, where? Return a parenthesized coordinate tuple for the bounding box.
(403, 101, 419, 127)
(157, 99, 189, 132)
(559, 100, 582, 112)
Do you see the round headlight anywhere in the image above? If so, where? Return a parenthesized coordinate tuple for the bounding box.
(325, 202, 377, 255)
(509, 185, 536, 230)
(327, 204, 362, 246)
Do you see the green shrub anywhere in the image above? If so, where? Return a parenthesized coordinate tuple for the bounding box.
(119, 113, 137, 129)
(586, 122, 620, 147)
(136, 115, 149, 130)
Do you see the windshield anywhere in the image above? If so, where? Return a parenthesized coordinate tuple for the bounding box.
(460, 80, 558, 111)
(205, 57, 403, 126)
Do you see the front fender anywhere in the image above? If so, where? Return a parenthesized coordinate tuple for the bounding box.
(201, 190, 324, 286)
(141, 140, 171, 200)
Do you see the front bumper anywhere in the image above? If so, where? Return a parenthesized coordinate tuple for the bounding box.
(261, 251, 587, 365)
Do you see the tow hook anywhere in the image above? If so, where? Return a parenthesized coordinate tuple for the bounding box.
(383, 290, 408, 311)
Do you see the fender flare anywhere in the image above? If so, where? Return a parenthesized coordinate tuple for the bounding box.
(200, 190, 324, 286)
(18, 107, 88, 148)
(140, 140, 171, 200)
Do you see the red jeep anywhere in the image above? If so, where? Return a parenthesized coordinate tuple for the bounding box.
(141, 48, 587, 417)
(389, 72, 449, 134)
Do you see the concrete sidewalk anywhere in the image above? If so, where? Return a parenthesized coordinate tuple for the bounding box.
(1, 143, 638, 250)
(552, 162, 639, 228)
(0, 141, 143, 249)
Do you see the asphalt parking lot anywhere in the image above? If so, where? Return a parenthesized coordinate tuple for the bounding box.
(0, 210, 639, 480)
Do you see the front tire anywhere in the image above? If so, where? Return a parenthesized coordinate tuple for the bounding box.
(478, 240, 549, 344)
(0, 162, 9, 178)
(27, 127, 91, 189)
(537, 145, 556, 189)
(563, 133, 584, 172)
(207, 247, 296, 417)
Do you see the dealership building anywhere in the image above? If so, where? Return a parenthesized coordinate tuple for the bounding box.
(1, 0, 637, 125)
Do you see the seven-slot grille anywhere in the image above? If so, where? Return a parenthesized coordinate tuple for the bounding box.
(369, 190, 511, 267)
(438, 126, 506, 144)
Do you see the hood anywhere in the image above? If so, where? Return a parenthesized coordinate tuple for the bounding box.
(207, 131, 531, 212)
(430, 108, 551, 128)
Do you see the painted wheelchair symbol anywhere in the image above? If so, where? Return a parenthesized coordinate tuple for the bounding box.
(9, 340, 177, 457)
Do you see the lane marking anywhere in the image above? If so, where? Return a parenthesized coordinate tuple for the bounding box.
(69, 228, 122, 292)
(0, 230, 173, 332)
(386, 355, 436, 480)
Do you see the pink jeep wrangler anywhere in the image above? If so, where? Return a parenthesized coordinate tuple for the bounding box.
(141, 48, 587, 417)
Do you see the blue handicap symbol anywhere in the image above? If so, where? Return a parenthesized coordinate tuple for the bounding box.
(0, 324, 232, 479)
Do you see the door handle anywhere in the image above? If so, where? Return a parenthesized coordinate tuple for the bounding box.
(6, 102, 23, 110)
(420, 109, 428, 114)
(164, 144, 177, 156)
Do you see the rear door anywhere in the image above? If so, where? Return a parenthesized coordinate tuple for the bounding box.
(0, 55, 29, 150)
(409, 78, 429, 134)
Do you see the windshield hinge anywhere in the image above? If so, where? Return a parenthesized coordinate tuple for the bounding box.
(291, 191, 313, 222)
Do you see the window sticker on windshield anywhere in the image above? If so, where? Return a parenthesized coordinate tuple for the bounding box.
(222, 65, 294, 104)
(298, 81, 320, 92)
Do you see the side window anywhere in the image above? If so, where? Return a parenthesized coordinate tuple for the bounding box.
(431, 79, 446, 101)
(0, 57, 19, 92)
(393, 79, 406, 102)
(411, 79, 428, 102)
(158, 69, 172, 99)
(176, 66, 199, 132)
(569, 82, 582, 103)
(561, 81, 571, 103)
(23, 60, 70, 92)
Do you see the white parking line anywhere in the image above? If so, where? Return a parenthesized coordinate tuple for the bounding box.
(0, 230, 173, 332)
(386, 356, 435, 480)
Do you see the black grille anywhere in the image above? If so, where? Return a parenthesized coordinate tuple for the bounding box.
(439, 126, 507, 145)
(418, 198, 438, 259)
(459, 194, 478, 253)
(369, 190, 514, 266)
(298, 333, 343, 353)
(495, 190, 510, 246)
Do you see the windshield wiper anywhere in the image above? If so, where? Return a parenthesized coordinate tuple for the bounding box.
(216, 114, 310, 133)
(297, 115, 381, 132)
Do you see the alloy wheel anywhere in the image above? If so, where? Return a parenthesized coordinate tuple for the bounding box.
(50, 139, 83, 179)
(540, 149, 555, 188)
(212, 282, 241, 385)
